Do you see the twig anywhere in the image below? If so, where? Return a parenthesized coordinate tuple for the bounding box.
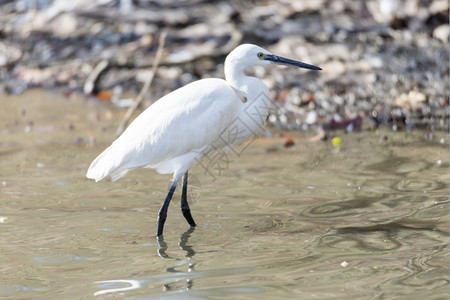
(115, 30, 167, 138)
(308, 126, 326, 143)
(84, 59, 109, 95)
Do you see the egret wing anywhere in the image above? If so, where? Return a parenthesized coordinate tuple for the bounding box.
(86, 78, 240, 182)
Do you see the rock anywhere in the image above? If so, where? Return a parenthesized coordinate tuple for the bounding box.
(305, 111, 318, 125)
(0, 42, 22, 67)
(394, 91, 427, 107)
(429, 0, 449, 15)
(51, 13, 78, 39)
(433, 24, 449, 43)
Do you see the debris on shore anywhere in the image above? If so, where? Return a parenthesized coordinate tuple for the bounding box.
(0, 0, 448, 131)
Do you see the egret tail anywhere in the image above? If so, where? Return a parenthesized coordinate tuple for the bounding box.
(86, 146, 129, 182)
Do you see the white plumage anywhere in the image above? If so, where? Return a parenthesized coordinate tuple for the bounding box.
(87, 78, 239, 182)
(86, 43, 321, 236)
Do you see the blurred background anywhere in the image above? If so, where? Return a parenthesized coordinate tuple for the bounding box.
(0, 0, 448, 131)
(0, 1, 449, 299)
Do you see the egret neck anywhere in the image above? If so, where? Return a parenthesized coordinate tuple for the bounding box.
(224, 50, 272, 140)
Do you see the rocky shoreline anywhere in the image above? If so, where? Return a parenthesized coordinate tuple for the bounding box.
(0, 0, 448, 131)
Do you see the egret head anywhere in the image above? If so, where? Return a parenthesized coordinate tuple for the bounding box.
(226, 44, 321, 71)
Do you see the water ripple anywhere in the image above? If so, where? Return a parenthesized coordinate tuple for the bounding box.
(363, 155, 432, 174)
(392, 178, 446, 192)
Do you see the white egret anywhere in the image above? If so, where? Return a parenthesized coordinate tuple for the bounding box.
(86, 44, 321, 236)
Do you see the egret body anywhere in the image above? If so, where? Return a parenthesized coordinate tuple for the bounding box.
(86, 44, 321, 236)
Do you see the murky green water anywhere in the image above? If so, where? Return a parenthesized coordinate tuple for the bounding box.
(1, 90, 448, 299)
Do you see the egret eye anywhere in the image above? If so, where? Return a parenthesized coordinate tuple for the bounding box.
(257, 52, 264, 59)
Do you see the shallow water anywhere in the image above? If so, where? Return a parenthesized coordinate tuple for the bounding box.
(1, 90, 448, 299)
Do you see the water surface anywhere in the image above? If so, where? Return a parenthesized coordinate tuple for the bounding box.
(0, 90, 448, 299)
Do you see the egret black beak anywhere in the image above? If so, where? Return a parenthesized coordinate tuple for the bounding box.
(264, 54, 322, 71)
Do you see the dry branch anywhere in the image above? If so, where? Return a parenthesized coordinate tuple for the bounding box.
(114, 31, 167, 138)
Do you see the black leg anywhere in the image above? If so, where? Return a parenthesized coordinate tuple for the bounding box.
(180, 171, 196, 227)
(156, 180, 178, 237)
